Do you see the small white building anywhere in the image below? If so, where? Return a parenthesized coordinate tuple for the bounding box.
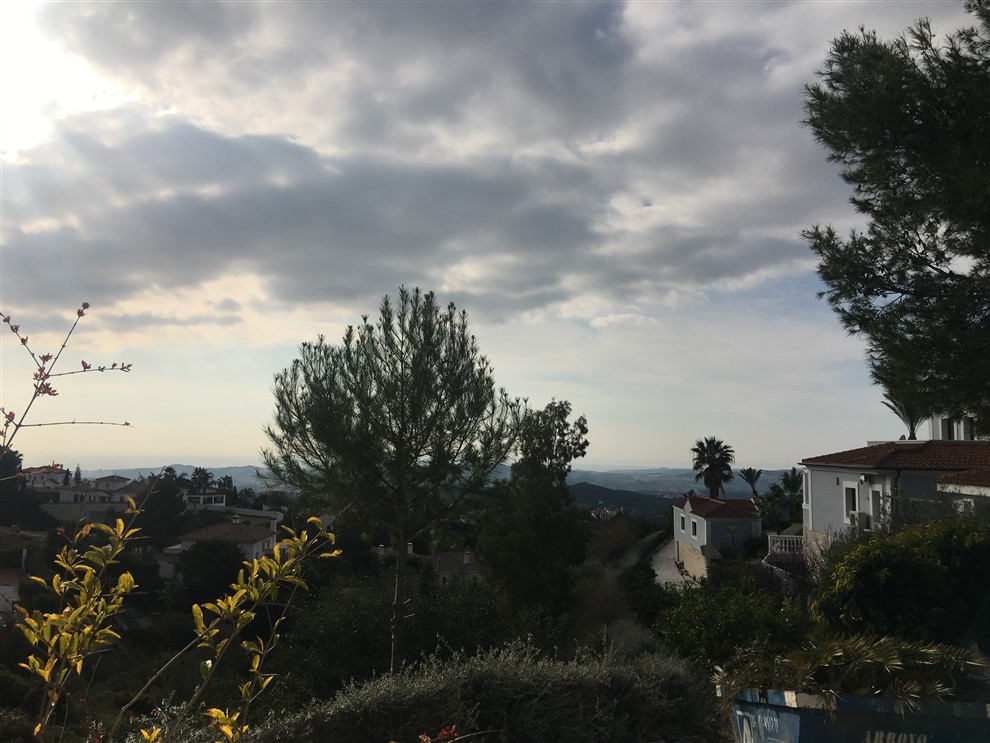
(671, 495, 761, 580)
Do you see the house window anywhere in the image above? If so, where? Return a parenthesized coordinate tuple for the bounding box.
(962, 418, 976, 440)
(956, 497, 975, 515)
(803, 471, 810, 505)
(941, 418, 954, 440)
(679, 515, 686, 532)
(691, 519, 698, 537)
(844, 486, 858, 516)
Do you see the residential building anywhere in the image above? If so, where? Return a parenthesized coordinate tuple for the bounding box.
(430, 551, 480, 586)
(22, 466, 69, 491)
(929, 414, 979, 442)
(45, 478, 151, 523)
(183, 490, 227, 507)
(800, 440, 990, 545)
(671, 494, 761, 579)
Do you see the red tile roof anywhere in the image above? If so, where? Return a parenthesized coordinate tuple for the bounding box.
(179, 522, 273, 543)
(801, 441, 990, 472)
(937, 467, 990, 487)
(671, 494, 759, 520)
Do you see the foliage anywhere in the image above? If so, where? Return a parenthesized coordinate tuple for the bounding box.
(812, 518, 990, 649)
(269, 573, 548, 705)
(715, 633, 989, 711)
(617, 558, 667, 625)
(872, 353, 932, 440)
(15, 504, 340, 742)
(262, 286, 522, 670)
(190, 468, 214, 494)
(738, 467, 762, 497)
(690, 437, 735, 499)
(0, 450, 55, 530)
(803, 1, 990, 429)
(476, 401, 589, 613)
(654, 577, 810, 670)
(756, 467, 803, 530)
(255, 643, 723, 743)
(177, 541, 248, 606)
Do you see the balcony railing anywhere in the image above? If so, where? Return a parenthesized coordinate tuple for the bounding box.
(768, 534, 804, 555)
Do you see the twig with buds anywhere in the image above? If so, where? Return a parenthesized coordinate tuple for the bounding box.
(1, 303, 132, 453)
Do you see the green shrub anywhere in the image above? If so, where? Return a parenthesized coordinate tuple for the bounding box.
(715, 633, 989, 710)
(256, 643, 723, 743)
(654, 577, 810, 669)
(813, 518, 990, 648)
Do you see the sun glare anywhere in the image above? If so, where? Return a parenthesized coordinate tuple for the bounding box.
(0, 2, 131, 159)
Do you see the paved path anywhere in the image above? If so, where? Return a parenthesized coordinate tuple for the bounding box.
(651, 537, 689, 586)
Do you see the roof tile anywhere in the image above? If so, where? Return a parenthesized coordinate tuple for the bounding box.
(671, 494, 759, 520)
(801, 441, 990, 472)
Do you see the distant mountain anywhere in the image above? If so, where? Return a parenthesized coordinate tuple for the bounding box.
(81, 465, 271, 492)
(77, 464, 793, 498)
(567, 467, 790, 499)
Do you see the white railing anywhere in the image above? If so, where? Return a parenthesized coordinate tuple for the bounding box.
(768, 534, 804, 555)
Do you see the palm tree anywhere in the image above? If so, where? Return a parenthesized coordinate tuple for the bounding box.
(880, 393, 925, 440)
(191, 467, 214, 494)
(739, 467, 763, 497)
(691, 437, 735, 499)
(779, 466, 804, 523)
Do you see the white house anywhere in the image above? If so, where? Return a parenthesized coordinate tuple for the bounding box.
(22, 466, 69, 491)
(671, 494, 761, 580)
(936, 467, 990, 512)
(182, 490, 227, 507)
(45, 478, 150, 523)
(929, 413, 979, 442)
(800, 440, 990, 546)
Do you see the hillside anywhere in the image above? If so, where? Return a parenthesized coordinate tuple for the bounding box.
(567, 467, 789, 498)
(568, 481, 670, 521)
(80, 464, 270, 491)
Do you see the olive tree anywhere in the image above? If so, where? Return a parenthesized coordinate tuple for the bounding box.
(262, 286, 522, 670)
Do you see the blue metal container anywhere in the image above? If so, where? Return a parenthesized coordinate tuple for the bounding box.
(728, 688, 990, 743)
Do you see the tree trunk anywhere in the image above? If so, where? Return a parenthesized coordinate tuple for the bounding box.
(390, 530, 406, 673)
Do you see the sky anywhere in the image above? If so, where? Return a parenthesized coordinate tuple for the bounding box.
(0, 0, 972, 472)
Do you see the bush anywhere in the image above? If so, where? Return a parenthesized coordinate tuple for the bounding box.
(715, 634, 989, 710)
(256, 643, 723, 743)
(268, 574, 551, 706)
(654, 577, 810, 669)
(813, 518, 990, 649)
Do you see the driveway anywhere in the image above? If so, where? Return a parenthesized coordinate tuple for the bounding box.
(651, 537, 689, 586)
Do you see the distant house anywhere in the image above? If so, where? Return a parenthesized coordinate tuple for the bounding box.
(159, 521, 275, 580)
(183, 490, 227, 507)
(671, 495, 761, 580)
(0, 545, 27, 621)
(22, 466, 69, 491)
(45, 478, 150, 523)
(937, 467, 990, 505)
(430, 551, 480, 586)
(800, 440, 990, 547)
(172, 521, 275, 560)
(199, 505, 283, 533)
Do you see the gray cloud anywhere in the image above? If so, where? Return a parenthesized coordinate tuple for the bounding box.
(9, 0, 969, 330)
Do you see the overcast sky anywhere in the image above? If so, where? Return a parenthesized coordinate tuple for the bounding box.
(0, 1, 971, 472)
